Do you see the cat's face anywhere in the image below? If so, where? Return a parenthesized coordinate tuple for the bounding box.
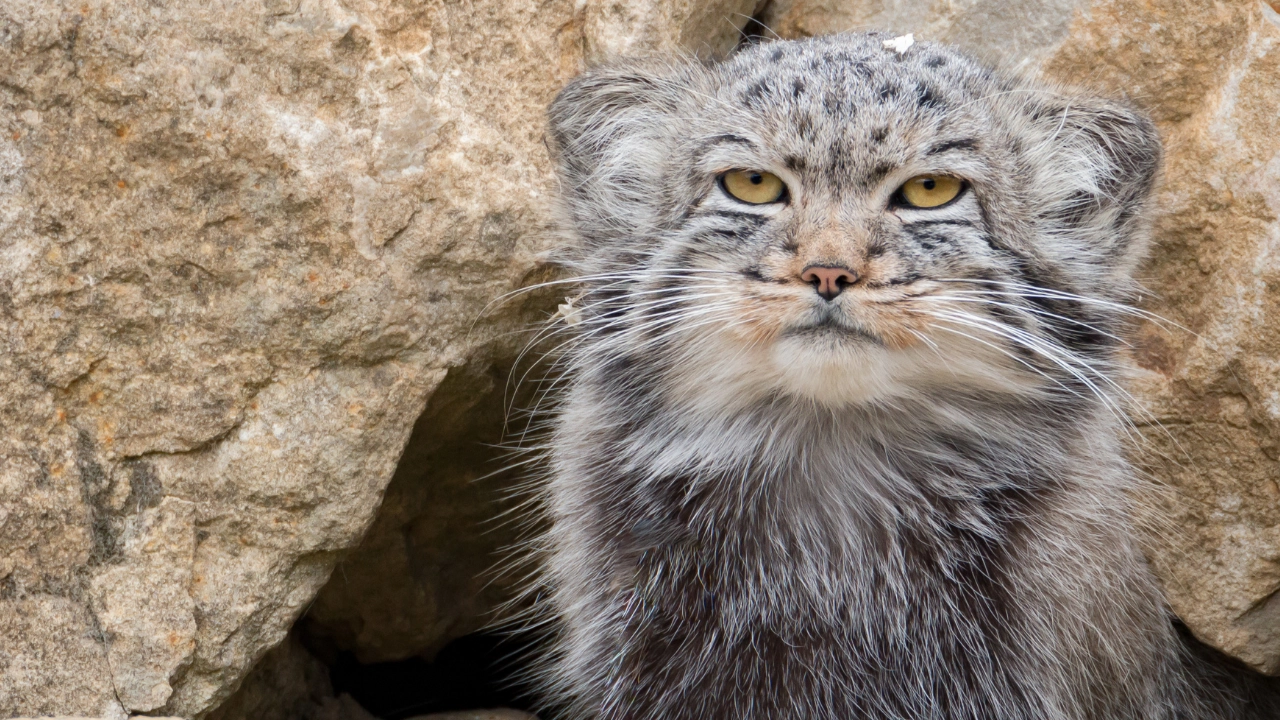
(548, 33, 1159, 412)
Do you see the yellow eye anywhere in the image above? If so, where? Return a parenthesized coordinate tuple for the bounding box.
(721, 170, 787, 205)
(899, 175, 964, 208)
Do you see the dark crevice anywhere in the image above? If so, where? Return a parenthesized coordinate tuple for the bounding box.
(211, 276, 566, 719)
(318, 631, 547, 720)
(738, 0, 777, 48)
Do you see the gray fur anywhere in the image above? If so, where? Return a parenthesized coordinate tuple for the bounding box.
(527, 32, 1280, 719)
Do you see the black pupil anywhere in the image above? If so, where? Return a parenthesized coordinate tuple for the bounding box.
(922, 178, 936, 190)
(749, 173, 763, 185)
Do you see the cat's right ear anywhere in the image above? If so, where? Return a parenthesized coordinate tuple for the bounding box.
(546, 62, 685, 241)
(547, 62, 679, 170)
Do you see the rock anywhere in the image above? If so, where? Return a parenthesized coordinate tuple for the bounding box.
(0, 0, 773, 716)
(1120, 0, 1280, 674)
(760, 0, 1086, 71)
(581, 0, 768, 60)
(0, 596, 126, 720)
(301, 361, 528, 663)
(762, 0, 1280, 677)
(89, 497, 198, 712)
(206, 632, 378, 720)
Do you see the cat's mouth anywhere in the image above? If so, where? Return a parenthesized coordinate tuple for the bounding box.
(783, 310, 883, 345)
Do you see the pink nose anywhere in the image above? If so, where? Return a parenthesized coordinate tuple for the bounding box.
(800, 265, 859, 300)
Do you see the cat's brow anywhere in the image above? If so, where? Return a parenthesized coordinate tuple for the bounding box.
(697, 134, 757, 152)
(926, 138, 979, 156)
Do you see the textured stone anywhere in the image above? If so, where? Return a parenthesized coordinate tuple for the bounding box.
(301, 361, 526, 663)
(0, 0, 772, 716)
(760, 0, 1086, 71)
(763, 0, 1280, 675)
(1123, 0, 1280, 674)
(0, 596, 125, 719)
(90, 497, 198, 712)
(582, 0, 767, 59)
(206, 632, 377, 720)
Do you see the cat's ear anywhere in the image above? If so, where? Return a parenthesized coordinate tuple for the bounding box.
(546, 62, 687, 243)
(1020, 95, 1162, 277)
(547, 61, 680, 169)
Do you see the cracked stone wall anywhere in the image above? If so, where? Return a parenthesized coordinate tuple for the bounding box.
(3, 0, 1280, 718)
(0, 0, 762, 717)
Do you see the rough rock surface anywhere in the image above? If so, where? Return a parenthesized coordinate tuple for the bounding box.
(0, 0, 761, 717)
(3, 0, 1280, 718)
(761, 0, 1280, 676)
(205, 632, 377, 720)
(300, 361, 529, 664)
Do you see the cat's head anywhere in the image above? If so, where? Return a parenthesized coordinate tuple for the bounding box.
(546, 32, 1160, 413)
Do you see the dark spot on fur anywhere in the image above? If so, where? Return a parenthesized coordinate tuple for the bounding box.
(871, 126, 890, 144)
(915, 83, 944, 110)
(796, 113, 814, 140)
(743, 80, 770, 105)
(866, 162, 895, 186)
(925, 55, 947, 68)
(822, 90, 843, 114)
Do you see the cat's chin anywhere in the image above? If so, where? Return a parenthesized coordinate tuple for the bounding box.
(664, 327, 1040, 415)
(767, 334, 930, 407)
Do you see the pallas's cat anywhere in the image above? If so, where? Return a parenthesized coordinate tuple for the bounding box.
(532, 31, 1280, 720)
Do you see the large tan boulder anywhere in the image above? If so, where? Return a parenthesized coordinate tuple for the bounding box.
(0, 0, 760, 716)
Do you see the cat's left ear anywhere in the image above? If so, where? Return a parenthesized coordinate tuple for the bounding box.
(1020, 95, 1162, 278)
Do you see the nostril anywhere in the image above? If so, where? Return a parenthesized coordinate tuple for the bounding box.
(800, 265, 859, 301)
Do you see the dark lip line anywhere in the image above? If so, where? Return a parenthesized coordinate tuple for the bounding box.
(783, 318, 884, 345)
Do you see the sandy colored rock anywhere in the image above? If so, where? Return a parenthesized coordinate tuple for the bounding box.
(583, 0, 767, 60)
(301, 359, 537, 663)
(0, 0, 775, 716)
(1120, 0, 1280, 674)
(90, 497, 198, 712)
(206, 632, 377, 720)
(0, 596, 125, 719)
(760, 0, 1086, 71)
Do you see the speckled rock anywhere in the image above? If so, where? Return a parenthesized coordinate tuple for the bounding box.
(762, 0, 1280, 676)
(0, 0, 767, 716)
(205, 632, 377, 720)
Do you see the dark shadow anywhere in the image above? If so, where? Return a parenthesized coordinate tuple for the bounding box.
(325, 631, 546, 719)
